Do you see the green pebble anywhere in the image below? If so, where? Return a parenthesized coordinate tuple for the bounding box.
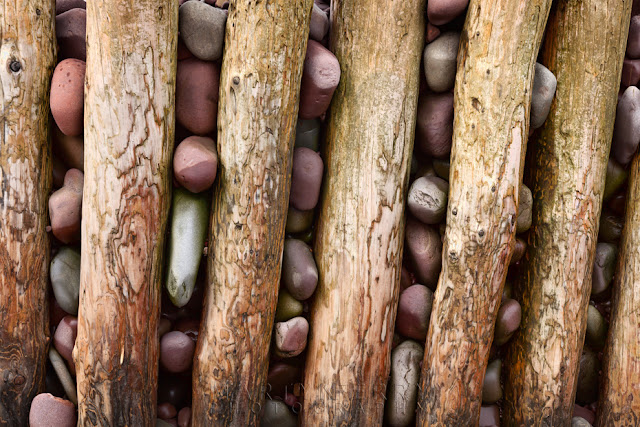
(275, 289, 303, 322)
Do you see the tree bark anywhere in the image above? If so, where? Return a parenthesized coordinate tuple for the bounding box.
(597, 162, 640, 424)
(73, 1, 177, 424)
(191, 2, 312, 425)
(501, 2, 632, 426)
(0, 0, 55, 424)
(416, 1, 552, 425)
(301, 1, 425, 424)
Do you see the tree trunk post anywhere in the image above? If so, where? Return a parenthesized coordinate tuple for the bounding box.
(191, 1, 312, 425)
(416, 0, 553, 425)
(0, 0, 55, 424)
(73, 0, 178, 424)
(503, 2, 632, 425)
(301, 1, 425, 424)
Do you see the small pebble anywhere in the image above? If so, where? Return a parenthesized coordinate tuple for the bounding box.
(603, 159, 628, 202)
(572, 417, 592, 427)
(426, 22, 441, 43)
(493, 298, 521, 346)
(479, 405, 500, 427)
(275, 289, 304, 322)
(517, 184, 532, 233)
(177, 407, 191, 427)
(423, 32, 460, 93)
(175, 58, 220, 135)
(260, 399, 297, 427)
(158, 402, 177, 420)
(173, 136, 218, 193)
(530, 63, 557, 129)
(56, 8, 86, 61)
(482, 359, 502, 404)
(415, 92, 454, 158)
(407, 175, 449, 225)
(51, 59, 85, 137)
(585, 305, 607, 351)
(627, 16, 640, 59)
(267, 362, 302, 398)
(50, 246, 81, 315)
(285, 206, 314, 234)
(427, 0, 469, 26)
(395, 285, 433, 341)
(298, 40, 340, 119)
(599, 211, 623, 243)
(575, 348, 600, 405)
(274, 317, 309, 358)
(621, 58, 640, 87)
(591, 242, 617, 296)
(53, 315, 78, 373)
(160, 331, 196, 374)
(573, 404, 596, 425)
(309, 4, 329, 42)
(281, 239, 318, 300)
(612, 86, 640, 165)
(289, 147, 324, 211)
(49, 169, 83, 244)
(179, 1, 227, 62)
(510, 238, 526, 265)
(29, 393, 76, 427)
(404, 217, 442, 289)
(384, 340, 423, 427)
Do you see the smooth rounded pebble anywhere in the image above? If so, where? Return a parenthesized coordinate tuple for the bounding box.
(51, 59, 85, 137)
(396, 285, 433, 341)
(299, 40, 340, 119)
(432, 158, 450, 181)
(603, 159, 628, 202)
(49, 169, 83, 244)
(407, 175, 449, 225)
(384, 340, 424, 427)
(309, 4, 329, 42)
(285, 206, 314, 234)
(50, 246, 81, 315)
(274, 317, 309, 358)
(493, 298, 521, 346)
(56, 8, 86, 61)
(260, 399, 297, 427)
(178, 407, 191, 427)
(29, 393, 76, 427)
(628, 16, 640, 59)
(267, 362, 301, 398)
(56, 0, 85, 15)
(179, 1, 227, 62)
(482, 359, 502, 404)
(517, 184, 532, 233)
(295, 118, 321, 151)
(289, 147, 324, 211)
(173, 136, 218, 193)
(427, 0, 469, 26)
(530, 63, 557, 129)
(622, 58, 640, 87)
(591, 242, 617, 296)
(176, 58, 220, 135)
(275, 289, 304, 322)
(53, 315, 78, 372)
(479, 405, 500, 427)
(281, 239, 318, 300)
(576, 348, 600, 405)
(572, 417, 592, 427)
(158, 402, 177, 420)
(404, 217, 442, 289)
(416, 92, 454, 158)
(423, 32, 459, 93)
(612, 86, 640, 165)
(510, 238, 526, 265)
(599, 212, 623, 243)
(160, 331, 196, 373)
(585, 305, 607, 351)
(53, 125, 84, 171)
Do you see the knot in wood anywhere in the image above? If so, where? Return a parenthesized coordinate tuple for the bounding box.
(9, 60, 21, 73)
(13, 375, 25, 386)
(233, 76, 240, 85)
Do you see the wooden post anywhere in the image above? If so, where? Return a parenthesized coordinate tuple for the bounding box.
(191, 1, 312, 425)
(73, 0, 177, 423)
(302, 1, 425, 424)
(0, 0, 55, 424)
(598, 152, 640, 425)
(503, 1, 632, 425)
(416, 0, 552, 425)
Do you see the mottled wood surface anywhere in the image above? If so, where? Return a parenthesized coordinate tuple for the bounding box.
(74, 0, 177, 424)
(301, 0, 425, 424)
(503, 2, 631, 426)
(191, 1, 312, 425)
(0, 0, 55, 424)
(416, 0, 552, 425)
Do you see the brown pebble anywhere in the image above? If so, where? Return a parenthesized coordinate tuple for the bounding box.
(160, 331, 196, 373)
(622, 58, 640, 87)
(415, 92, 454, 158)
(49, 169, 83, 244)
(493, 298, 521, 346)
(29, 393, 76, 427)
(56, 8, 86, 61)
(175, 58, 220, 135)
(53, 124, 84, 171)
(56, 0, 85, 15)
(173, 136, 218, 193)
(178, 407, 191, 427)
(510, 238, 526, 265)
(404, 217, 442, 289)
(158, 402, 177, 420)
(289, 147, 324, 211)
(51, 59, 85, 137)
(298, 40, 340, 119)
(396, 285, 433, 340)
(426, 22, 441, 43)
(53, 315, 78, 374)
(479, 404, 500, 427)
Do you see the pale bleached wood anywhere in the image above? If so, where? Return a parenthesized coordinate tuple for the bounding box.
(73, 0, 177, 423)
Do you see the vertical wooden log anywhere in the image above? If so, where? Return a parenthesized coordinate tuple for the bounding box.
(73, 0, 177, 424)
(191, 1, 312, 425)
(598, 152, 640, 426)
(503, 2, 631, 425)
(416, 0, 552, 425)
(302, 1, 425, 424)
(0, 0, 55, 424)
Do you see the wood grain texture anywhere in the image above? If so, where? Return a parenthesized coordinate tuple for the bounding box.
(301, 1, 425, 424)
(191, 1, 312, 425)
(73, 0, 177, 424)
(0, 0, 55, 424)
(597, 159, 640, 426)
(416, 1, 552, 425)
(503, 2, 631, 426)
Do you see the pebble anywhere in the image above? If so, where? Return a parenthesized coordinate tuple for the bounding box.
(432, 158, 450, 181)
(622, 58, 640, 87)
(49, 169, 83, 244)
(56, 8, 86, 61)
(298, 40, 341, 119)
(56, 0, 85, 15)
(50, 247, 81, 315)
(160, 331, 196, 374)
(309, 4, 329, 42)
(585, 305, 607, 351)
(275, 289, 304, 322)
(48, 347, 77, 404)
(158, 318, 172, 338)
(628, 16, 640, 59)
(289, 147, 324, 211)
(53, 315, 78, 373)
(575, 348, 600, 405)
(493, 298, 521, 346)
(274, 317, 309, 358)
(295, 118, 321, 151)
(407, 175, 449, 225)
(423, 32, 460, 93)
(175, 58, 220, 135)
(52, 125, 84, 172)
(29, 393, 76, 427)
(267, 362, 302, 397)
(179, 1, 227, 62)
(572, 417, 592, 427)
(384, 340, 423, 427)
(158, 374, 190, 408)
(285, 206, 314, 234)
(510, 238, 526, 265)
(479, 405, 500, 427)
(603, 159, 628, 202)
(530, 63, 557, 129)
(427, 0, 469, 26)
(517, 184, 533, 233)
(599, 211, 623, 243)
(573, 404, 596, 425)
(404, 217, 442, 289)
(396, 285, 433, 341)
(281, 239, 318, 300)
(158, 402, 177, 420)
(482, 359, 502, 404)
(612, 86, 640, 165)
(260, 399, 297, 427)
(591, 242, 617, 296)
(415, 92, 454, 158)
(173, 136, 218, 193)
(51, 59, 85, 137)
(177, 407, 191, 427)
